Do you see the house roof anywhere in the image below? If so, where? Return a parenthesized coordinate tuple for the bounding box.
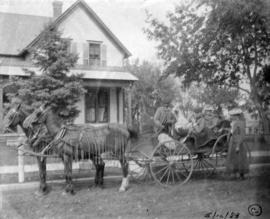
(0, 0, 131, 57)
(0, 66, 138, 81)
(0, 12, 51, 55)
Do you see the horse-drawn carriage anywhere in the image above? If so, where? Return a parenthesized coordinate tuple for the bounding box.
(4, 104, 230, 194)
(126, 115, 230, 187)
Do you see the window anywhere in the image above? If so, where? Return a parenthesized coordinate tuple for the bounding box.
(83, 41, 107, 67)
(85, 88, 109, 123)
(89, 43, 101, 66)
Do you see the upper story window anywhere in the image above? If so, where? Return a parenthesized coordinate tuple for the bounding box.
(83, 41, 107, 67)
(89, 43, 101, 66)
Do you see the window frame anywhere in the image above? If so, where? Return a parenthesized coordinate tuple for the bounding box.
(85, 87, 110, 123)
(87, 40, 102, 66)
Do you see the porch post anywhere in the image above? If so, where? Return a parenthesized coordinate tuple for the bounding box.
(0, 83, 3, 133)
(127, 84, 132, 126)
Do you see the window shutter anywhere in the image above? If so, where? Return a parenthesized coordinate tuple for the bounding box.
(101, 44, 107, 67)
(83, 43, 89, 65)
(65, 40, 71, 53)
(71, 42, 77, 55)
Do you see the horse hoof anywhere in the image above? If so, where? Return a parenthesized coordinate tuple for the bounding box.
(62, 191, 68, 196)
(119, 187, 126, 192)
(34, 190, 48, 197)
(97, 184, 104, 189)
(62, 190, 75, 195)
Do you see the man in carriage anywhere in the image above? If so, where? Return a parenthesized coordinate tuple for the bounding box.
(186, 105, 220, 149)
(153, 97, 177, 148)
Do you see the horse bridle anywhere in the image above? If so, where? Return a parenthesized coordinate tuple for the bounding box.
(5, 109, 20, 130)
(33, 106, 50, 125)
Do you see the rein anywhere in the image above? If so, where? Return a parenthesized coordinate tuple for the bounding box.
(3, 143, 59, 158)
(18, 145, 59, 158)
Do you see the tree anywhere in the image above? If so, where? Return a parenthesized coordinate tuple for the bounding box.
(125, 60, 177, 128)
(174, 83, 239, 120)
(145, 0, 270, 137)
(5, 24, 85, 122)
(190, 84, 240, 113)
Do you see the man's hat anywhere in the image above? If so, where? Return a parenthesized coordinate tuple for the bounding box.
(228, 108, 242, 115)
(203, 105, 214, 113)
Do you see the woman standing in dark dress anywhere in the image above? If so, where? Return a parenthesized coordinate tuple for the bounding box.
(226, 108, 250, 179)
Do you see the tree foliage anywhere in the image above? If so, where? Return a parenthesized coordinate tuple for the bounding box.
(126, 60, 177, 122)
(5, 24, 85, 121)
(145, 0, 270, 134)
(175, 83, 239, 119)
(190, 84, 239, 111)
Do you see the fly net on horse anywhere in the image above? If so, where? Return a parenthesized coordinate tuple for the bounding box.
(23, 105, 136, 161)
(53, 123, 131, 161)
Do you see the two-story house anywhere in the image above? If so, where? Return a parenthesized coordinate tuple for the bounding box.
(0, 0, 137, 130)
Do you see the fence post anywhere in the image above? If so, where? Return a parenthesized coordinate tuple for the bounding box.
(18, 144, 25, 183)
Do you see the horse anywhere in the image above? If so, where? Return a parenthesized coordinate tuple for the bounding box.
(23, 104, 137, 194)
(3, 104, 50, 195)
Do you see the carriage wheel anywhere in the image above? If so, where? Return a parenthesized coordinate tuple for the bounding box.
(192, 151, 217, 177)
(150, 140, 193, 187)
(128, 151, 152, 183)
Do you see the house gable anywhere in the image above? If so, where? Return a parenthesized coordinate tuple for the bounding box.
(25, 0, 131, 66)
(58, 4, 127, 67)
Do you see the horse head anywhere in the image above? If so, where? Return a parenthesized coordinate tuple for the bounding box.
(3, 104, 27, 133)
(23, 102, 61, 138)
(23, 103, 50, 128)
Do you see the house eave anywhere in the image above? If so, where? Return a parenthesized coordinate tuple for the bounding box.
(0, 66, 138, 82)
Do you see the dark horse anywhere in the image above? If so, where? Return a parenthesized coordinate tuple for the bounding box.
(3, 104, 50, 195)
(23, 104, 137, 194)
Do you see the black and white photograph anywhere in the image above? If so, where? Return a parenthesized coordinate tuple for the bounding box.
(0, 0, 269, 218)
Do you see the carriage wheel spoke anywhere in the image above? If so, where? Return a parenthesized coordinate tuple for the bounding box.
(176, 146, 185, 157)
(166, 168, 171, 185)
(159, 166, 169, 182)
(153, 164, 169, 175)
(204, 159, 214, 169)
(201, 160, 208, 176)
(176, 169, 188, 178)
(175, 162, 187, 172)
(171, 167, 175, 184)
(194, 160, 199, 169)
(197, 160, 201, 170)
(174, 170, 181, 181)
(175, 163, 188, 178)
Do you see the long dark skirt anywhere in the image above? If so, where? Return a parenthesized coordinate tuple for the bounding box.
(226, 140, 249, 175)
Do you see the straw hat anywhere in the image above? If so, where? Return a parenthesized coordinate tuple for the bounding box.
(228, 108, 242, 115)
(203, 105, 214, 113)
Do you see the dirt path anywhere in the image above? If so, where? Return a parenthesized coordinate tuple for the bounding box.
(0, 174, 269, 219)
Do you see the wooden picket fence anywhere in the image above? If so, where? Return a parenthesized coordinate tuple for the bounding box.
(0, 133, 269, 184)
(0, 133, 121, 183)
